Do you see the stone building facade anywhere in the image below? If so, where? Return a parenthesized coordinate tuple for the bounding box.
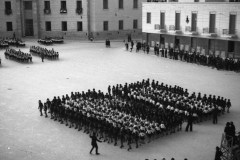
(0, 0, 146, 40)
(142, 0, 240, 58)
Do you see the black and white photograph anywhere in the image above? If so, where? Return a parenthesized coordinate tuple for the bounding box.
(0, 0, 240, 160)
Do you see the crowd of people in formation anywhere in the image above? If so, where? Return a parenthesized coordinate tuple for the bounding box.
(4, 48, 32, 63)
(38, 37, 53, 45)
(124, 41, 240, 72)
(0, 39, 9, 49)
(38, 79, 231, 151)
(0, 37, 25, 49)
(147, 0, 167, 2)
(30, 46, 59, 60)
(3, 37, 26, 47)
(145, 158, 188, 160)
(51, 37, 64, 44)
(38, 36, 64, 45)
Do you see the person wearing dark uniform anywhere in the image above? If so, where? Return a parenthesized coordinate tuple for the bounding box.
(43, 103, 48, 118)
(214, 146, 223, 160)
(90, 132, 102, 155)
(213, 106, 218, 124)
(154, 45, 157, 55)
(38, 100, 43, 116)
(185, 113, 193, 132)
(164, 48, 168, 58)
(108, 85, 111, 95)
(130, 40, 134, 52)
(41, 52, 44, 62)
(127, 131, 132, 151)
(146, 45, 150, 54)
(120, 127, 125, 148)
(125, 42, 129, 51)
(226, 99, 231, 113)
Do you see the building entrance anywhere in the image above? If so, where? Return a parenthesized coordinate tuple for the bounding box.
(25, 19, 34, 36)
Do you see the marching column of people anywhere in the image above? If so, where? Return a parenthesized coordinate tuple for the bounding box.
(4, 48, 32, 63)
(124, 41, 240, 72)
(0, 39, 9, 49)
(0, 37, 25, 49)
(30, 46, 59, 60)
(38, 36, 64, 45)
(38, 79, 231, 151)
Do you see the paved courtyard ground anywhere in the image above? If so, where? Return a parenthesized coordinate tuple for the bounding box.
(0, 39, 240, 160)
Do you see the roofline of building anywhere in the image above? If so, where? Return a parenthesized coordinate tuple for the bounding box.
(142, 2, 240, 4)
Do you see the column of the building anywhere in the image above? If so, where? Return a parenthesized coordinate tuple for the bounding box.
(32, 0, 39, 38)
(87, 0, 91, 39)
(35, 0, 41, 38)
(15, 0, 23, 37)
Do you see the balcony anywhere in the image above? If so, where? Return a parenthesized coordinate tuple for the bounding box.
(147, 0, 177, 2)
(202, 28, 217, 37)
(154, 24, 167, 33)
(60, 8, 67, 14)
(5, 9, 12, 15)
(221, 29, 237, 39)
(185, 26, 198, 35)
(76, 8, 83, 15)
(44, 8, 51, 14)
(147, 0, 167, 2)
(154, 24, 160, 30)
(168, 25, 182, 34)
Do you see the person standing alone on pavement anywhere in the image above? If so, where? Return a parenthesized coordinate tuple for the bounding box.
(90, 132, 102, 155)
(41, 52, 44, 62)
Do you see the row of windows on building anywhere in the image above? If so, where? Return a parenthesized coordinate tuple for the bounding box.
(146, 12, 237, 34)
(4, 0, 139, 15)
(4, 19, 138, 32)
(4, 1, 35, 13)
(45, 21, 83, 32)
(103, 19, 139, 31)
(3, 19, 138, 31)
(103, 0, 139, 9)
(44, 20, 138, 32)
(45, 1, 83, 14)
(3, 0, 83, 15)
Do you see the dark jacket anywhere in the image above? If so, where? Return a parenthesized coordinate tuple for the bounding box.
(90, 135, 101, 146)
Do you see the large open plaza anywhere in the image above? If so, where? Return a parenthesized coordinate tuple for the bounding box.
(0, 39, 239, 160)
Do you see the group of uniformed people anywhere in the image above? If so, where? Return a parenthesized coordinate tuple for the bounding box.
(30, 46, 59, 60)
(130, 42, 240, 72)
(157, 48, 240, 71)
(38, 37, 53, 45)
(38, 79, 231, 151)
(3, 38, 26, 47)
(0, 39, 9, 49)
(38, 37, 64, 45)
(51, 37, 64, 44)
(4, 48, 32, 63)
